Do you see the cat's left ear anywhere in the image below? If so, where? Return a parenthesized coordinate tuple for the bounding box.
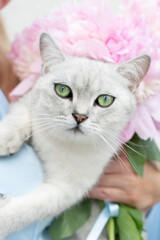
(117, 55, 151, 92)
(39, 32, 65, 74)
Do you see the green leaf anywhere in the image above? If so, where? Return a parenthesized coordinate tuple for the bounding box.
(126, 134, 147, 177)
(96, 200, 105, 209)
(115, 207, 143, 240)
(49, 199, 91, 240)
(144, 139, 160, 162)
(120, 205, 143, 232)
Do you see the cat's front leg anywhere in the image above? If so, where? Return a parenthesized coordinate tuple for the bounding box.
(0, 182, 84, 239)
(0, 102, 31, 156)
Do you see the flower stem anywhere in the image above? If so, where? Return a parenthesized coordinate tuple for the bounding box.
(107, 217, 115, 240)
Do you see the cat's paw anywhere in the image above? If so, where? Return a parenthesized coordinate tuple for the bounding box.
(0, 126, 23, 156)
(0, 197, 19, 240)
(0, 196, 14, 240)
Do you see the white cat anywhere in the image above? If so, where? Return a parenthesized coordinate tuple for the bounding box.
(0, 33, 150, 239)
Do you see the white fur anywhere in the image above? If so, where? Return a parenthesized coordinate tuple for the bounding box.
(0, 33, 150, 239)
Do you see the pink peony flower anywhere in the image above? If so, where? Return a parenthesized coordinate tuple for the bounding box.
(8, 0, 160, 147)
(121, 94, 160, 148)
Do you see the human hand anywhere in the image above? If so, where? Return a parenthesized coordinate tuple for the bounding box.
(89, 151, 160, 212)
(0, 0, 10, 9)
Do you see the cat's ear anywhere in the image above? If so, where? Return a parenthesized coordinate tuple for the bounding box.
(117, 55, 151, 92)
(39, 33, 65, 73)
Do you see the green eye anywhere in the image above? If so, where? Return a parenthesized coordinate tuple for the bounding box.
(55, 84, 72, 98)
(96, 95, 115, 107)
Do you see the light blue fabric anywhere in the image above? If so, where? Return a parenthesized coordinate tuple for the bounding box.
(0, 89, 52, 240)
(146, 202, 160, 240)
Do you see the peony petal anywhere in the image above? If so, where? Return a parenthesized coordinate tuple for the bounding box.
(134, 105, 160, 148)
(120, 120, 135, 143)
(72, 39, 112, 60)
(9, 75, 39, 102)
(145, 91, 160, 121)
(29, 59, 42, 74)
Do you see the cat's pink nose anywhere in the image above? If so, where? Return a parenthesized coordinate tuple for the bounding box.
(72, 113, 88, 124)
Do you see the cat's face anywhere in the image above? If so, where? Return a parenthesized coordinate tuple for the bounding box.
(32, 33, 150, 144)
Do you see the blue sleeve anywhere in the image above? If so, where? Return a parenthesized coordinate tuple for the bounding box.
(145, 202, 160, 240)
(0, 90, 52, 240)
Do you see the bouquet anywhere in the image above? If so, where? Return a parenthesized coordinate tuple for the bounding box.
(7, 0, 160, 239)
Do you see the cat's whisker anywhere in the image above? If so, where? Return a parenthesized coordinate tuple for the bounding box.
(110, 140, 141, 176)
(121, 138, 148, 148)
(89, 124, 138, 175)
(32, 121, 67, 145)
(7, 116, 67, 128)
(102, 127, 146, 159)
(123, 142, 148, 159)
(23, 123, 53, 141)
(101, 128, 143, 175)
(42, 124, 59, 141)
(33, 119, 68, 125)
(114, 156, 125, 174)
(118, 133, 149, 148)
(27, 123, 62, 142)
(21, 120, 52, 132)
(87, 126, 134, 175)
(22, 118, 69, 132)
(96, 132, 133, 175)
(31, 120, 64, 133)
(119, 136, 147, 153)
(22, 122, 72, 142)
(31, 116, 67, 123)
(34, 127, 54, 144)
(101, 134, 134, 176)
(25, 118, 72, 143)
(35, 114, 67, 120)
(6, 115, 66, 123)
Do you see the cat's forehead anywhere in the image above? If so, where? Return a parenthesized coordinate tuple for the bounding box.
(53, 57, 124, 94)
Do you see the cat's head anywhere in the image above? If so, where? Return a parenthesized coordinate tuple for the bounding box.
(33, 33, 150, 144)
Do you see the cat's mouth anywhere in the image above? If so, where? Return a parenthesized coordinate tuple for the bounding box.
(68, 126, 83, 134)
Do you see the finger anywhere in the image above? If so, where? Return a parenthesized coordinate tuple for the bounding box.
(104, 157, 135, 175)
(89, 186, 152, 210)
(0, 0, 10, 9)
(97, 174, 137, 190)
(88, 186, 130, 204)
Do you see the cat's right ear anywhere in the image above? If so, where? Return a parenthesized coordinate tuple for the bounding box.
(117, 55, 151, 92)
(39, 33, 65, 74)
